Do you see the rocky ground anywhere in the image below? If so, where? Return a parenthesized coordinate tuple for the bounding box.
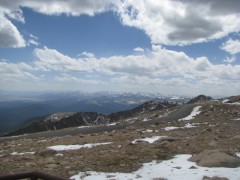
(0, 101, 239, 179)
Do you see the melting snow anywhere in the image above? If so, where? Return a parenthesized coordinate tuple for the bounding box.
(55, 153, 64, 156)
(71, 154, 240, 180)
(228, 102, 240, 105)
(179, 106, 201, 121)
(132, 136, 167, 144)
(78, 126, 91, 129)
(222, 99, 229, 103)
(37, 139, 47, 142)
(107, 123, 117, 126)
(143, 129, 153, 133)
(48, 142, 112, 151)
(164, 126, 180, 131)
(11, 151, 35, 156)
(232, 118, 240, 121)
(184, 123, 197, 128)
(143, 118, 151, 122)
(164, 123, 197, 131)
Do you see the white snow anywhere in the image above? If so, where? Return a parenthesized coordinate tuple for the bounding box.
(229, 102, 240, 105)
(71, 154, 240, 180)
(179, 106, 201, 121)
(131, 136, 167, 144)
(164, 123, 197, 131)
(222, 99, 229, 103)
(164, 126, 180, 131)
(78, 126, 91, 129)
(48, 142, 112, 151)
(107, 123, 117, 126)
(232, 118, 240, 121)
(11, 151, 35, 156)
(55, 153, 64, 156)
(142, 118, 151, 122)
(37, 139, 47, 142)
(143, 129, 154, 133)
(184, 123, 197, 128)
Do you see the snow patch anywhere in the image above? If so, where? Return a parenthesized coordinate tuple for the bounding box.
(37, 139, 47, 142)
(78, 126, 91, 129)
(184, 123, 197, 128)
(179, 106, 201, 121)
(142, 129, 154, 133)
(222, 99, 230, 103)
(11, 151, 35, 156)
(164, 126, 180, 131)
(143, 118, 151, 122)
(48, 142, 112, 151)
(71, 154, 240, 180)
(232, 118, 240, 121)
(227, 102, 240, 105)
(55, 153, 64, 156)
(132, 136, 167, 144)
(164, 123, 197, 131)
(107, 123, 117, 126)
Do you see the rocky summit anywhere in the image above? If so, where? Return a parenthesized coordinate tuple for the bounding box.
(0, 95, 240, 179)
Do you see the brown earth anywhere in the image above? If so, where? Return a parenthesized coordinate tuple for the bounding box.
(0, 101, 239, 178)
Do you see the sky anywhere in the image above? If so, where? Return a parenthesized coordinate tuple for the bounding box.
(0, 0, 240, 96)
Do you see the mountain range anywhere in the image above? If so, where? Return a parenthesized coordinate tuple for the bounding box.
(0, 91, 188, 135)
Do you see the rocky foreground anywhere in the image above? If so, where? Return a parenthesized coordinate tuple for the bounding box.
(0, 100, 240, 179)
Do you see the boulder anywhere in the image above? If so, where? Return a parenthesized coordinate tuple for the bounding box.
(189, 149, 240, 168)
(202, 176, 229, 180)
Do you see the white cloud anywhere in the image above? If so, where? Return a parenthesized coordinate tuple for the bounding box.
(133, 47, 144, 52)
(223, 56, 236, 63)
(0, 61, 36, 81)
(115, 0, 240, 45)
(0, 0, 116, 48)
(34, 47, 93, 72)
(220, 39, 240, 54)
(0, 0, 116, 16)
(0, 9, 26, 48)
(1, 0, 240, 47)
(0, 46, 239, 95)
(30, 46, 240, 95)
(27, 39, 39, 46)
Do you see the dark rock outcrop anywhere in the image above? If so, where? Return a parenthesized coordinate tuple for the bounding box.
(187, 95, 212, 104)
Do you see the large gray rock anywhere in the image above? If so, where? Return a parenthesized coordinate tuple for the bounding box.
(189, 149, 240, 168)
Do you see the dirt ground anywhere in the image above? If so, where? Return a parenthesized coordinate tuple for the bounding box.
(0, 102, 239, 178)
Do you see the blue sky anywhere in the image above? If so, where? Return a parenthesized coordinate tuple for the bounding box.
(0, 0, 240, 96)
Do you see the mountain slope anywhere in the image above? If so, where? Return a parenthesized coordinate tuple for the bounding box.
(5, 101, 177, 136)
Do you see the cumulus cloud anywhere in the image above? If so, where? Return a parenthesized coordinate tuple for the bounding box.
(116, 0, 240, 45)
(1, 0, 240, 47)
(1, 46, 239, 95)
(0, 10, 26, 48)
(0, 0, 240, 47)
(220, 39, 240, 54)
(0, 61, 36, 81)
(0, 0, 116, 16)
(0, 0, 116, 48)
